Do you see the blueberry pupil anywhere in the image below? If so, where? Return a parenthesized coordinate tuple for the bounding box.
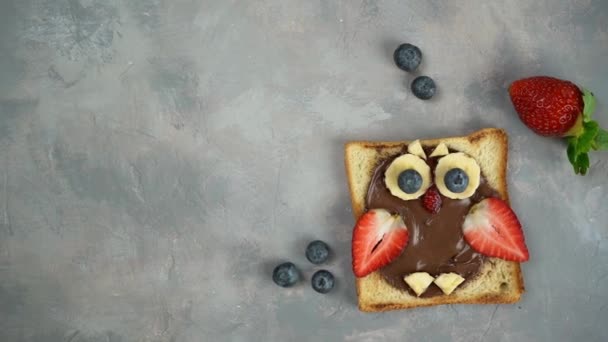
(444, 168, 469, 193)
(398, 169, 422, 194)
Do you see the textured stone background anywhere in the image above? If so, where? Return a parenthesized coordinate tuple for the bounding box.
(1, 1, 607, 341)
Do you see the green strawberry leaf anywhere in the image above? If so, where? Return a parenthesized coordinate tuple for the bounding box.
(567, 120, 601, 175)
(594, 128, 608, 150)
(578, 121, 599, 152)
(578, 153, 590, 175)
(564, 88, 604, 175)
(582, 89, 596, 122)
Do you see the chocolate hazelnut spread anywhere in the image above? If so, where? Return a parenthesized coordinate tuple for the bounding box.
(366, 147, 499, 297)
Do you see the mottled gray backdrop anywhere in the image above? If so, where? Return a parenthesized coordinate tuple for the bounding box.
(1, 0, 607, 341)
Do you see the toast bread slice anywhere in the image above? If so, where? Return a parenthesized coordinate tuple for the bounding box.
(344, 128, 525, 312)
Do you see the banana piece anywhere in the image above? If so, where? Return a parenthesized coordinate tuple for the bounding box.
(429, 142, 449, 157)
(434, 273, 465, 295)
(385, 154, 431, 200)
(404, 272, 435, 297)
(407, 140, 426, 160)
(434, 152, 480, 199)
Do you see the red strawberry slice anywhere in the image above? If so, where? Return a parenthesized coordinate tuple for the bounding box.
(352, 209, 409, 277)
(462, 198, 529, 262)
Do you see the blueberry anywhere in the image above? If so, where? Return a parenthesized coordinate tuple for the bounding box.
(444, 168, 469, 193)
(398, 169, 422, 194)
(311, 270, 335, 294)
(272, 262, 300, 287)
(306, 240, 330, 265)
(411, 76, 436, 100)
(393, 43, 422, 72)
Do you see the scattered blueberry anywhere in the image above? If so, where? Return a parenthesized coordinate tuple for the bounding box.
(411, 76, 436, 100)
(444, 168, 469, 193)
(311, 270, 335, 294)
(393, 43, 422, 72)
(306, 240, 330, 265)
(272, 262, 300, 287)
(398, 169, 423, 194)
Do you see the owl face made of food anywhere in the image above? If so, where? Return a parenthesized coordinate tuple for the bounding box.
(352, 141, 529, 297)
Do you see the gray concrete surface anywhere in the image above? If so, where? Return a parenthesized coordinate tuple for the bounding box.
(1, 0, 607, 341)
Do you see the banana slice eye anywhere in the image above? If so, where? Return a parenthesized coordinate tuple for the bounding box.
(385, 154, 431, 200)
(434, 153, 480, 199)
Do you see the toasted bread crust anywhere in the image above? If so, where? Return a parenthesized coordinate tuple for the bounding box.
(344, 128, 524, 312)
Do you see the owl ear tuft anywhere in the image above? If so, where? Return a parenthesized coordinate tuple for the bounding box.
(429, 143, 449, 157)
(407, 140, 426, 159)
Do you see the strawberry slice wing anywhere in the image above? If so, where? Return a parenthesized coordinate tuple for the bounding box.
(462, 198, 529, 262)
(352, 209, 409, 277)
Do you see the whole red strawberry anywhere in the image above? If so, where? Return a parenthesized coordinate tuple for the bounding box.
(509, 76, 608, 175)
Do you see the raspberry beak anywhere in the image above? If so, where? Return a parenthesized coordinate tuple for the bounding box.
(422, 186, 443, 214)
